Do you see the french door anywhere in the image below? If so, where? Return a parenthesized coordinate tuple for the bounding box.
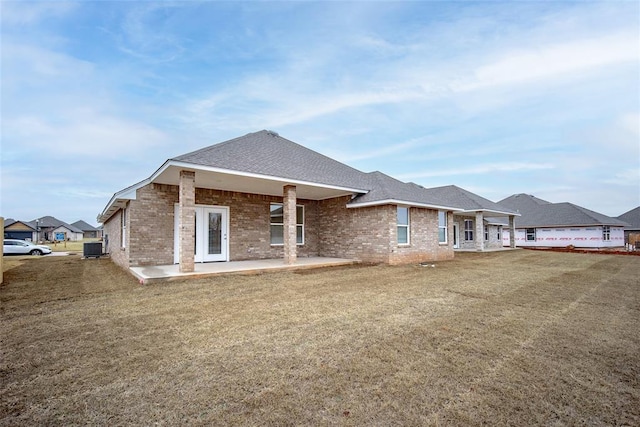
(174, 205, 228, 263)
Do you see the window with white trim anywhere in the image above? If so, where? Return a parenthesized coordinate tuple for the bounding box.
(270, 203, 304, 245)
(464, 219, 474, 241)
(526, 228, 536, 241)
(602, 225, 610, 241)
(121, 207, 127, 248)
(497, 226, 502, 241)
(438, 210, 447, 243)
(397, 207, 409, 245)
(484, 225, 489, 241)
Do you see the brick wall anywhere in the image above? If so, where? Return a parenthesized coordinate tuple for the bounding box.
(318, 198, 454, 264)
(453, 214, 504, 250)
(318, 196, 394, 263)
(391, 209, 454, 264)
(104, 183, 454, 267)
(114, 183, 321, 266)
(103, 208, 128, 269)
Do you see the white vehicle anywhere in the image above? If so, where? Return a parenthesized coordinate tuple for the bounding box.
(3, 239, 52, 256)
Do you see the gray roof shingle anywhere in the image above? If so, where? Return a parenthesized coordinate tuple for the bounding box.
(173, 130, 371, 191)
(498, 194, 628, 227)
(617, 206, 640, 229)
(419, 185, 518, 215)
(71, 220, 99, 231)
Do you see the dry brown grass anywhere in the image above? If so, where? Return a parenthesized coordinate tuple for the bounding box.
(1, 251, 638, 425)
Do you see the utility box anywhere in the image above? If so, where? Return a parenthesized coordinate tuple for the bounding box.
(83, 242, 103, 258)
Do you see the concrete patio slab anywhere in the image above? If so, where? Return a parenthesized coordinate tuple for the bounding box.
(130, 257, 359, 284)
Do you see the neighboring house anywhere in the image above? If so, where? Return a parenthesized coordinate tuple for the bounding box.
(32, 216, 84, 241)
(617, 206, 640, 248)
(98, 130, 518, 273)
(495, 194, 627, 248)
(71, 220, 102, 239)
(417, 185, 519, 251)
(3, 219, 37, 241)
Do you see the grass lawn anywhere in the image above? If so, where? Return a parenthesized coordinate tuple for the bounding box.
(1, 250, 638, 425)
(48, 238, 102, 253)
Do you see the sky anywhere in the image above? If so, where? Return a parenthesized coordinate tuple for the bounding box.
(1, 0, 639, 226)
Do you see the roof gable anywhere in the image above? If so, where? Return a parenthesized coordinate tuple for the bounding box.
(31, 216, 84, 233)
(173, 130, 371, 191)
(617, 206, 640, 229)
(499, 194, 628, 227)
(71, 220, 99, 231)
(421, 185, 518, 215)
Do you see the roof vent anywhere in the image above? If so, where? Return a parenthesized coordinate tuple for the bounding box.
(266, 130, 279, 137)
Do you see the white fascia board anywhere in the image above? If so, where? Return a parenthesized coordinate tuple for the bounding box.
(161, 160, 370, 194)
(97, 179, 150, 223)
(347, 198, 463, 211)
(458, 209, 520, 217)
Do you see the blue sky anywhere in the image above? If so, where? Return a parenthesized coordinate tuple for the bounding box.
(1, 1, 638, 226)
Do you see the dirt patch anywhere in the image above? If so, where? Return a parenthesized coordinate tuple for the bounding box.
(1, 251, 639, 425)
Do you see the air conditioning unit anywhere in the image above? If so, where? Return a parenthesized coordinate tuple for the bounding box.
(83, 242, 103, 258)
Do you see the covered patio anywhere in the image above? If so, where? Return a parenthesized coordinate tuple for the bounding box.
(130, 256, 359, 284)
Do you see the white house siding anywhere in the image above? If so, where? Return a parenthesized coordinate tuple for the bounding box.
(502, 226, 625, 248)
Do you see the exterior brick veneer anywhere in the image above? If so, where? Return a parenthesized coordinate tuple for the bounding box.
(455, 214, 505, 250)
(104, 183, 455, 268)
(283, 185, 297, 264)
(179, 170, 196, 272)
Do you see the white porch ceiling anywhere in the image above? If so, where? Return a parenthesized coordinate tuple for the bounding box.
(153, 164, 362, 200)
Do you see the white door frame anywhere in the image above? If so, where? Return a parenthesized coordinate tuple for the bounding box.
(453, 222, 460, 249)
(174, 204, 229, 263)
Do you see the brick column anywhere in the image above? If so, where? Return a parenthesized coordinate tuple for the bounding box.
(475, 211, 484, 251)
(283, 185, 297, 265)
(509, 215, 516, 248)
(179, 170, 196, 272)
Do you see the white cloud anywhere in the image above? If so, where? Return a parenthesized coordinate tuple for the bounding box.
(0, 1, 77, 25)
(603, 168, 640, 186)
(397, 162, 555, 179)
(454, 32, 639, 92)
(3, 113, 170, 159)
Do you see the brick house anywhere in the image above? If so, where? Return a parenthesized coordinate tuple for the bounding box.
(98, 131, 518, 273)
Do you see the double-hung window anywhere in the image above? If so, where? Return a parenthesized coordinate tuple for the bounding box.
(270, 203, 304, 245)
(526, 228, 536, 241)
(464, 219, 474, 241)
(438, 210, 447, 243)
(497, 226, 502, 241)
(397, 207, 409, 245)
(484, 226, 489, 241)
(602, 226, 610, 241)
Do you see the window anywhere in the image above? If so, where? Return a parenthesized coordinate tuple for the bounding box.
(497, 226, 502, 241)
(397, 207, 409, 245)
(526, 228, 536, 241)
(270, 203, 304, 245)
(438, 210, 447, 244)
(602, 225, 610, 241)
(121, 207, 127, 248)
(464, 219, 474, 241)
(484, 226, 489, 241)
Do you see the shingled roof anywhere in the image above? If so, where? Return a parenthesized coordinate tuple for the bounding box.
(100, 130, 522, 222)
(617, 206, 640, 230)
(498, 194, 628, 228)
(173, 130, 372, 192)
(348, 172, 460, 209)
(419, 185, 518, 216)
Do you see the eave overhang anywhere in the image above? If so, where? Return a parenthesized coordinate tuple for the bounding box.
(347, 198, 463, 212)
(98, 160, 370, 223)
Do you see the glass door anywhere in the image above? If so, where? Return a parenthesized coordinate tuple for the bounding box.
(174, 205, 228, 263)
